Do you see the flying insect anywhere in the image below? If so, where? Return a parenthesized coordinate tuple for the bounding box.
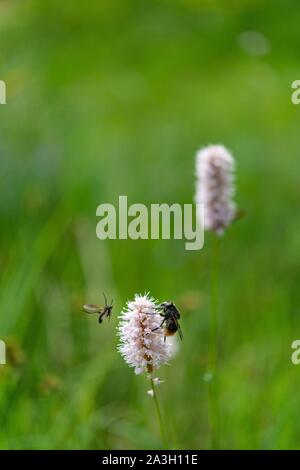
(83, 293, 113, 324)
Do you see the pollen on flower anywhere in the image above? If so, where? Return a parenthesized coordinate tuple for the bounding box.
(117, 293, 171, 375)
(195, 144, 236, 235)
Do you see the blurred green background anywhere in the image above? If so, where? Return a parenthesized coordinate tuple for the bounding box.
(1, 0, 300, 450)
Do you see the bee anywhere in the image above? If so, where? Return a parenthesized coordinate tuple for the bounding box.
(154, 301, 183, 342)
(83, 293, 113, 324)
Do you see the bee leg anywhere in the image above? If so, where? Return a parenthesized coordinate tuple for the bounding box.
(152, 318, 166, 333)
(98, 316, 103, 324)
(164, 335, 166, 343)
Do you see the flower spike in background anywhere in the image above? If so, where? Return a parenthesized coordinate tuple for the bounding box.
(195, 144, 236, 236)
(195, 143, 238, 449)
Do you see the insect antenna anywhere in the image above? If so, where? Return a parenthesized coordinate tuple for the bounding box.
(102, 292, 108, 307)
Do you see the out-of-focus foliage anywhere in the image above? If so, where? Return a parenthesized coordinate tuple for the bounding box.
(0, 0, 300, 449)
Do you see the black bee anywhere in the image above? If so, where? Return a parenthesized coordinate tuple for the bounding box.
(83, 293, 113, 324)
(155, 301, 183, 342)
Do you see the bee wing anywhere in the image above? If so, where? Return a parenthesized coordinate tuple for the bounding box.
(83, 304, 103, 314)
(175, 318, 183, 340)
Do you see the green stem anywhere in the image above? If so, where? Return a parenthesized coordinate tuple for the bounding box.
(150, 375, 168, 449)
(209, 235, 220, 449)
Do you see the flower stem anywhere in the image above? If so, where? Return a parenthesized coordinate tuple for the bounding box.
(150, 375, 168, 449)
(209, 235, 221, 449)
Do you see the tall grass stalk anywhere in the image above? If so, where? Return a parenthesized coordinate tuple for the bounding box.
(209, 235, 221, 449)
(149, 374, 168, 449)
